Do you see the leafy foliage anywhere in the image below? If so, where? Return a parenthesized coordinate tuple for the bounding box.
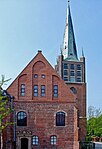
(86, 106, 102, 141)
(0, 75, 13, 133)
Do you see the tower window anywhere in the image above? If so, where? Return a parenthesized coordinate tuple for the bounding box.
(77, 64, 82, 70)
(70, 64, 74, 69)
(63, 63, 68, 69)
(50, 135, 57, 145)
(56, 111, 65, 126)
(64, 70, 68, 76)
(77, 71, 81, 76)
(63, 77, 68, 81)
(70, 87, 77, 94)
(32, 136, 39, 145)
(34, 85, 38, 97)
(70, 53, 73, 56)
(70, 70, 74, 76)
(77, 77, 82, 82)
(53, 85, 58, 97)
(41, 85, 45, 97)
(70, 76, 75, 82)
(20, 84, 25, 96)
(17, 111, 27, 126)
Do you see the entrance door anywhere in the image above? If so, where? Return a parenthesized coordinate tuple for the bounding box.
(21, 138, 28, 149)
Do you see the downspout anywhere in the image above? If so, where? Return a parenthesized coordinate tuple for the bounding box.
(11, 96, 16, 149)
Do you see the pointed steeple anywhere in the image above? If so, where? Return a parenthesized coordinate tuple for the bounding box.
(62, 1, 78, 61)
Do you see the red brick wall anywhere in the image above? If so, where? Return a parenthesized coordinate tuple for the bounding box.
(15, 102, 78, 148)
(69, 83, 87, 141)
(7, 51, 79, 149)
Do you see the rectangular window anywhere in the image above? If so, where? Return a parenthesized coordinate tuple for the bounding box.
(63, 77, 68, 81)
(64, 70, 68, 76)
(20, 84, 25, 96)
(53, 85, 58, 97)
(77, 71, 81, 76)
(77, 77, 82, 82)
(50, 136, 57, 145)
(63, 63, 68, 69)
(34, 85, 38, 97)
(70, 64, 74, 69)
(70, 70, 74, 76)
(32, 136, 38, 145)
(70, 76, 75, 82)
(41, 85, 45, 97)
(77, 64, 82, 70)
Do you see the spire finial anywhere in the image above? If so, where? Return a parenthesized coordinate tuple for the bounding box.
(68, 0, 70, 7)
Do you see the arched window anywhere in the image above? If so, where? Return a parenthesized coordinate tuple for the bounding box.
(53, 85, 58, 97)
(20, 84, 25, 96)
(32, 136, 39, 145)
(70, 87, 77, 94)
(17, 111, 27, 126)
(50, 135, 57, 145)
(56, 111, 65, 126)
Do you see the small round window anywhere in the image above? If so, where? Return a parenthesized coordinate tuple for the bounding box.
(70, 87, 77, 94)
(34, 74, 38, 78)
(41, 74, 46, 79)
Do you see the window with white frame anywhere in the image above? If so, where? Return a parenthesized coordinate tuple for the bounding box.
(50, 135, 57, 145)
(63, 63, 68, 69)
(53, 85, 58, 97)
(41, 85, 45, 97)
(32, 136, 39, 145)
(20, 84, 25, 96)
(34, 85, 38, 97)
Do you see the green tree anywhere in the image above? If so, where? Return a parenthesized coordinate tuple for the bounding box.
(0, 75, 13, 149)
(87, 106, 102, 141)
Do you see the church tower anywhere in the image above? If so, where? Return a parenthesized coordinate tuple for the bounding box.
(55, 1, 86, 142)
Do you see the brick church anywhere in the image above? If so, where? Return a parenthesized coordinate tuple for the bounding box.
(4, 2, 86, 149)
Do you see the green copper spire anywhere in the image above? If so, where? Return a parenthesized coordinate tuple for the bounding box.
(62, 1, 79, 61)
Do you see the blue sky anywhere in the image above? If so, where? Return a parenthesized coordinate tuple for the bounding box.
(0, 0, 102, 110)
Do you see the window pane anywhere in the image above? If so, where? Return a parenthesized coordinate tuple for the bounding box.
(63, 77, 68, 81)
(77, 71, 81, 76)
(32, 136, 39, 145)
(41, 85, 45, 97)
(77, 64, 82, 70)
(70, 64, 74, 69)
(41, 74, 46, 78)
(34, 74, 38, 78)
(77, 77, 82, 82)
(70, 71, 74, 76)
(63, 63, 68, 69)
(53, 85, 58, 97)
(17, 111, 27, 126)
(20, 84, 25, 96)
(56, 112, 65, 126)
(70, 87, 77, 94)
(64, 70, 68, 76)
(50, 136, 57, 145)
(70, 76, 75, 82)
(34, 85, 38, 97)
